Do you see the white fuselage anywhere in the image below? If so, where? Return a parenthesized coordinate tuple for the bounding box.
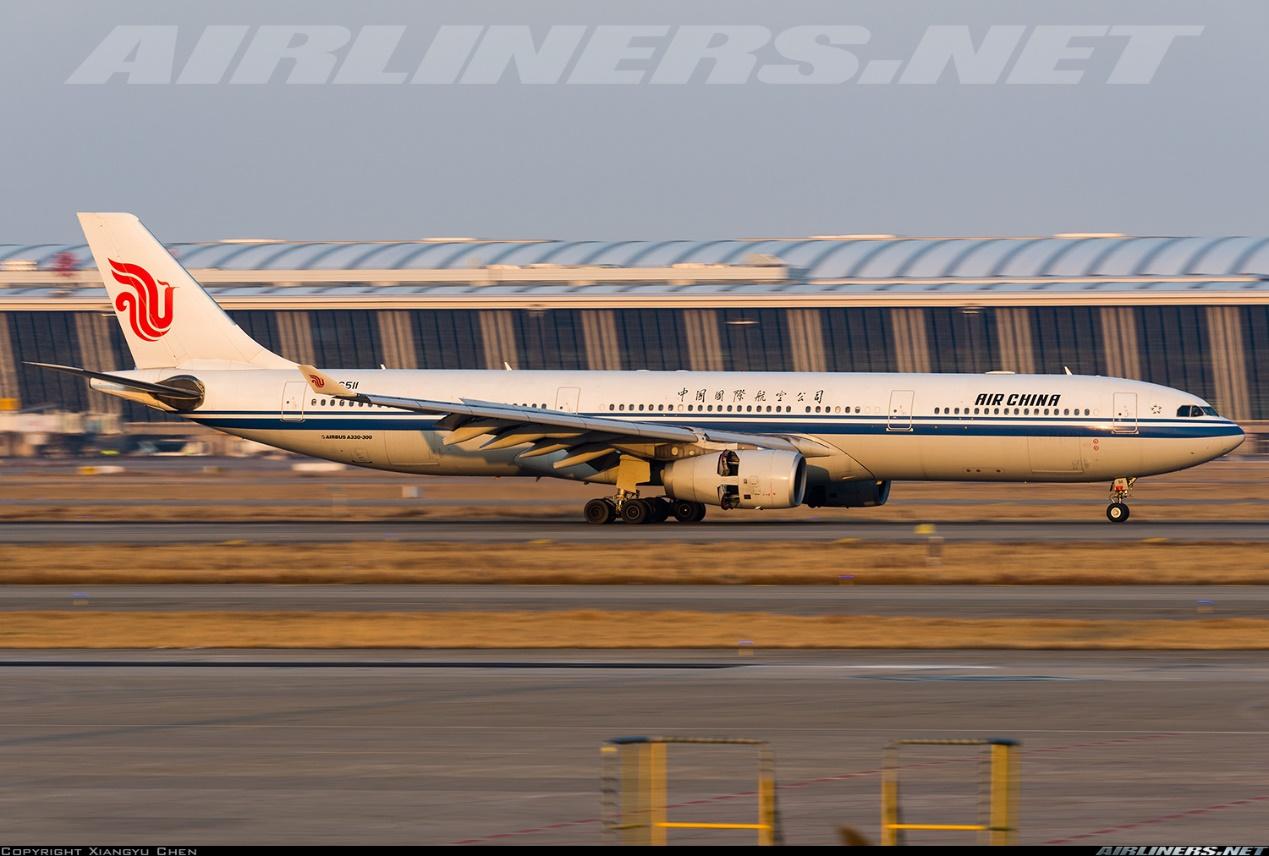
(107, 368, 1244, 488)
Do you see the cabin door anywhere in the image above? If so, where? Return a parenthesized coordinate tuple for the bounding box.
(280, 381, 306, 423)
(886, 390, 914, 432)
(1112, 392, 1138, 434)
(555, 386, 581, 413)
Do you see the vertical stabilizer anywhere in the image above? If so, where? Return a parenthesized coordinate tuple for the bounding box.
(77, 212, 292, 369)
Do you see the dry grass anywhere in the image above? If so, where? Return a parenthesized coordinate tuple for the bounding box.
(0, 610, 1266, 649)
(0, 458, 1265, 521)
(0, 540, 1265, 585)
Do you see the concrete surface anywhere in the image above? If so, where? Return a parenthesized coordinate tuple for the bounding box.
(0, 650, 1264, 845)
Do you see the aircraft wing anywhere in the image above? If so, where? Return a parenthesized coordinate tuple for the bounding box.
(298, 365, 831, 467)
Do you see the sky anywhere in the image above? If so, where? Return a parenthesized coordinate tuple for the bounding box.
(1, 1, 1266, 244)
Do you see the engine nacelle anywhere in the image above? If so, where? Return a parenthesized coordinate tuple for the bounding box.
(804, 479, 892, 508)
(662, 450, 807, 509)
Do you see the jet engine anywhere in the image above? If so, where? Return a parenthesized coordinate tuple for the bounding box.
(661, 449, 807, 509)
(804, 479, 891, 508)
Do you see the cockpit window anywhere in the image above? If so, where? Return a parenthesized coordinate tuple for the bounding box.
(1176, 405, 1202, 417)
(1202, 406, 1219, 416)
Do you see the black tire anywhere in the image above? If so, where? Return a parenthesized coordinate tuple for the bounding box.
(1106, 502, 1130, 523)
(621, 499, 653, 524)
(671, 500, 698, 523)
(650, 497, 672, 523)
(671, 500, 707, 523)
(584, 498, 616, 525)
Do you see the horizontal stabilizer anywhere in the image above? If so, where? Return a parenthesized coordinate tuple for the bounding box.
(25, 362, 202, 400)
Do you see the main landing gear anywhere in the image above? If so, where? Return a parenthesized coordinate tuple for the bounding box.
(1106, 477, 1135, 523)
(583, 495, 707, 525)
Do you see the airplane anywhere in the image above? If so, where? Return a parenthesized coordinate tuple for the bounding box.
(33, 213, 1245, 525)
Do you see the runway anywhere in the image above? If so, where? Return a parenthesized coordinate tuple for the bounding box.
(0, 650, 1264, 845)
(2, 518, 1266, 543)
(3, 584, 1259, 620)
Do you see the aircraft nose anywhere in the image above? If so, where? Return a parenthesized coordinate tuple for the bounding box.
(1221, 423, 1246, 456)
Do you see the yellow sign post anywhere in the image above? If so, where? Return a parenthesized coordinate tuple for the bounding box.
(881, 737, 1018, 846)
(601, 736, 781, 845)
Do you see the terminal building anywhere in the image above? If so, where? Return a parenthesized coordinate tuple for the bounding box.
(0, 232, 1265, 448)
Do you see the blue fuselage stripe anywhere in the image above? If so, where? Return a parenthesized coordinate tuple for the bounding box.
(188, 412, 1242, 440)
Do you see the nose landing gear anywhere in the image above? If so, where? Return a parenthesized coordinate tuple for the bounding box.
(1105, 477, 1136, 523)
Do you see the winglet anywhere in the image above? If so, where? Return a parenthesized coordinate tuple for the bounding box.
(299, 364, 357, 398)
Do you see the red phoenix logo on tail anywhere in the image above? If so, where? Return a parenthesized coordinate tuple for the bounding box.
(108, 259, 174, 341)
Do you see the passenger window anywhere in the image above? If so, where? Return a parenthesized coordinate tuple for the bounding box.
(934, 407, 940, 414)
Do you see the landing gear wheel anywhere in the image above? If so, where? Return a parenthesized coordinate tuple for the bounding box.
(649, 497, 672, 523)
(621, 498, 654, 524)
(671, 500, 707, 523)
(584, 498, 616, 525)
(1106, 502, 1130, 523)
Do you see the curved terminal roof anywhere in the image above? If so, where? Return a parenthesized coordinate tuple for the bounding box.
(3, 234, 1269, 307)
(3, 234, 1269, 280)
